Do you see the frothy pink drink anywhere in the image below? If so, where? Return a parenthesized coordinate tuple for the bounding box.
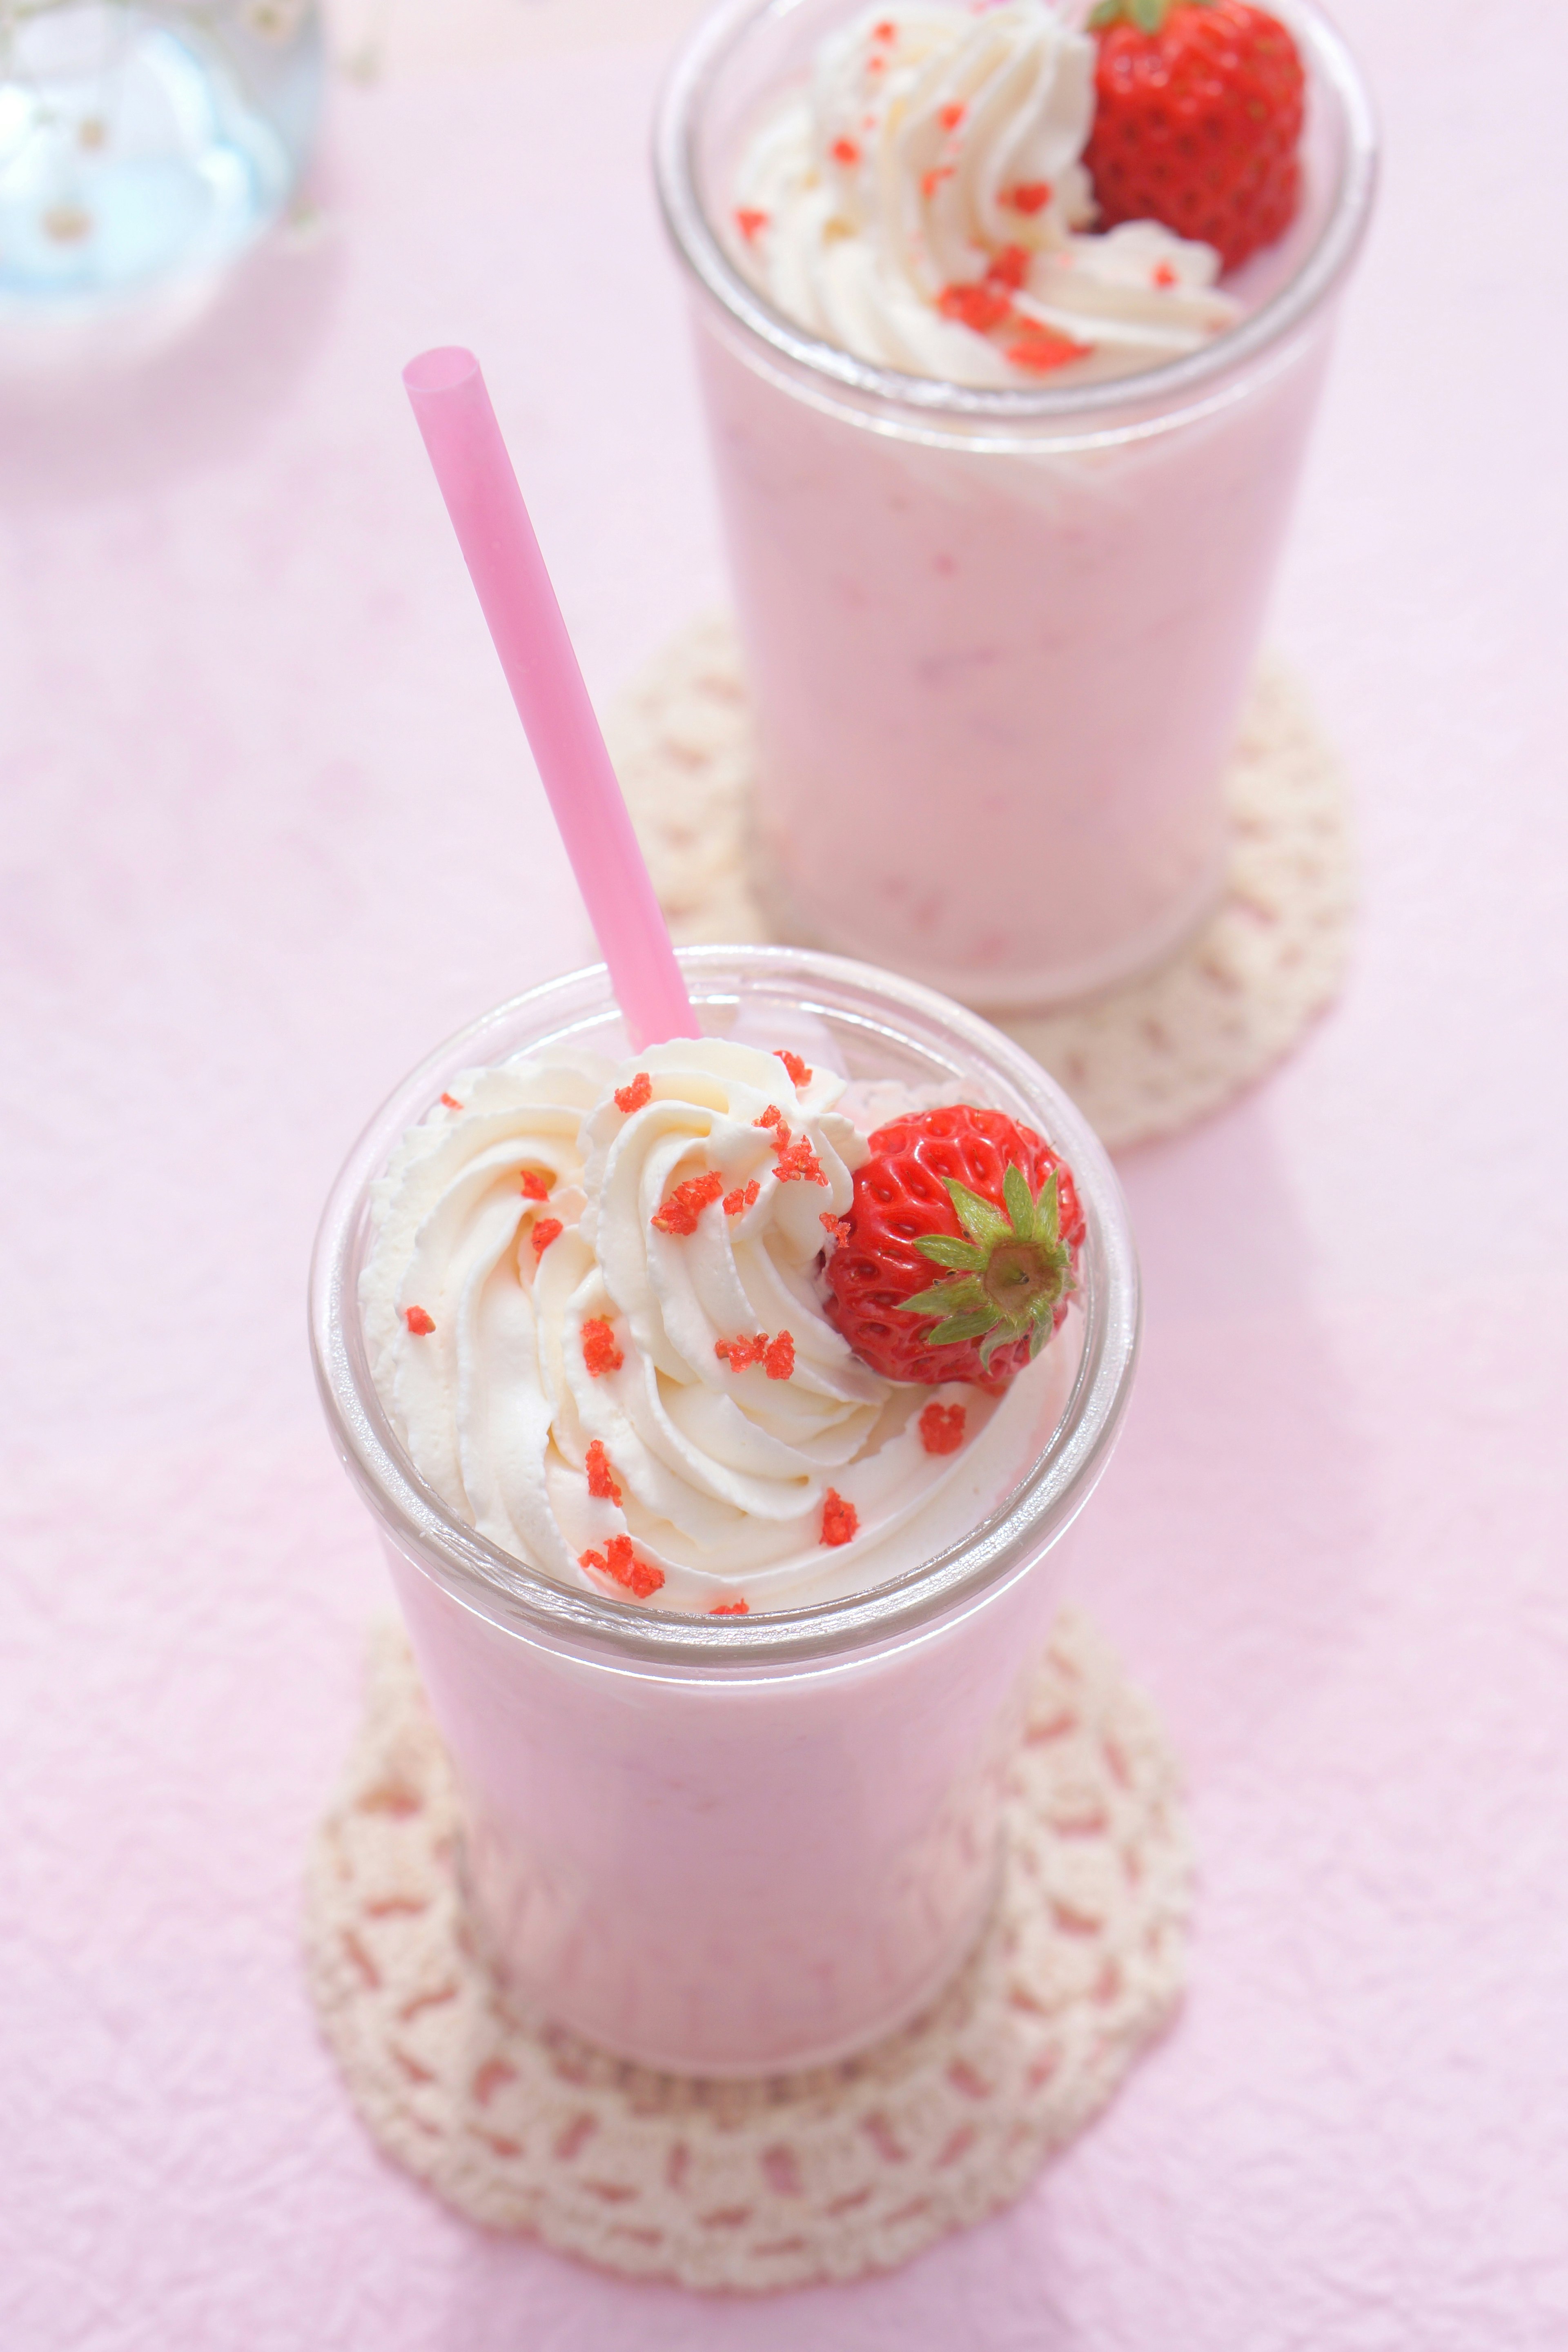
(313, 947, 1138, 2072)
(655, 0, 1376, 1009)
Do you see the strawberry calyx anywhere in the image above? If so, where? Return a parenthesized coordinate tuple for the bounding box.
(824, 1104, 1084, 1387)
(899, 1163, 1076, 1374)
(1089, 0, 1208, 28)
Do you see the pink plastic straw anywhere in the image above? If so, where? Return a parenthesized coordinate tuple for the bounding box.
(403, 346, 697, 1050)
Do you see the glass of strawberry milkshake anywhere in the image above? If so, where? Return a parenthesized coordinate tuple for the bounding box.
(655, 0, 1376, 1009)
(312, 944, 1138, 2074)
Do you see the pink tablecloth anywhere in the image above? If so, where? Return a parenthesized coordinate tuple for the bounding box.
(5, 11, 1567, 2346)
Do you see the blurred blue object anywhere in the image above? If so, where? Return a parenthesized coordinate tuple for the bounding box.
(0, 0, 322, 329)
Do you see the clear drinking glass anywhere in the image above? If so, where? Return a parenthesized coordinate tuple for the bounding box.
(311, 946, 1139, 2074)
(655, 0, 1377, 1011)
(0, 0, 322, 322)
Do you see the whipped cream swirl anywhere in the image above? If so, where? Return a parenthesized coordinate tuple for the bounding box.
(731, 0, 1238, 388)
(362, 1038, 1046, 1614)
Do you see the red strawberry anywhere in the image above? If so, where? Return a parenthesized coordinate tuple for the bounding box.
(1084, 0, 1305, 274)
(824, 1107, 1084, 1386)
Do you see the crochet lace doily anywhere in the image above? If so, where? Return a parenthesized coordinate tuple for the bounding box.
(608, 614, 1354, 1151)
(303, 1610, 1189, 2293)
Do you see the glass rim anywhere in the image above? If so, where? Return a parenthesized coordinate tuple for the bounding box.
(310, 946, 1140, 1674)
(653, 0, 1378, 438)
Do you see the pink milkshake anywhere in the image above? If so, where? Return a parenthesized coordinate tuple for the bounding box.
(312, 945, 1139, 2073)
(655, 0, 1376, 1009)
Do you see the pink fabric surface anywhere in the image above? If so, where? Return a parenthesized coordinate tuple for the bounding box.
(4, 7, 1567, 2345)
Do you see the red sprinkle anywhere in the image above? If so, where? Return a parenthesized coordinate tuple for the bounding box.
(773, 1136, 828, 1187)
(651, 1170, 725, 1236)
(938, 101, 965, 131)
(1006, 319, 1093, 374)
(615, 1071, 653, 1114)
(581, 1318, 624, 1377)
(735, 207, 769, 243)
(820, 1212, 851, 1243)
(723, 1180, 762, 1217)
(715, 1332, 768, 1372)
(519, 1168, 552, 1201)
(987, 243, 1030, 291)
(873, 18, 895, 38)
(919, 1401, 967, 1456)
(585, 1439, 622, 1505)
(439, 1092, 462, 1110)
(755, 1104, 784, 1129)
(921, 164, 955, 200)
(710, 1599, 750, 1616)
(1007, 180, 1053, 215)
(831, 136, 861, 166)
(764, 1330, 796, 1381)
(821, 1488, 860, 1548)
(938, 281, 1012, 334)
(580, 1535, 664, 1601)
(530, 1216, 563, 1258)
(774, 1048, 813, 1087)
(1153, 261, 1178, 289)
(405, 1306, 436, 1336)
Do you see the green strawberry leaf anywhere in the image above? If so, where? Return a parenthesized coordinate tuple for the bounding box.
(901, 1276, 988, 1321)
(943, 1178, 1011, 1251)
(891, 1156, 1078, 1363)
(929, 1310, 999, 1347)
(1089, 0, 1194, 29)
(1039, 1169, 1061, 1243)
(1002, 1162, 1033, 1238)
(913, 1234, 988, 1273)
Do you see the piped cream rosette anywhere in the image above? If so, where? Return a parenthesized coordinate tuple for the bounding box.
(362, 1037, 1050, 1614)
(730, 0, 1238, 388)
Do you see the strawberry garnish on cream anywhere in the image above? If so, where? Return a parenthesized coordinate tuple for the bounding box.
(824, 1106, 1084, 1385)
(1085, 0, 1304, 271)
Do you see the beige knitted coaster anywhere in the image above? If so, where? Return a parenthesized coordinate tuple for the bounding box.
(608, 615, 1354, 1151)
(303, 1610, 1189, 2292)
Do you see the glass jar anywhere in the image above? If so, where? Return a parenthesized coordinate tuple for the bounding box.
(655, 0, 1377, 1011)
(311, 946, 1140, 2073)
